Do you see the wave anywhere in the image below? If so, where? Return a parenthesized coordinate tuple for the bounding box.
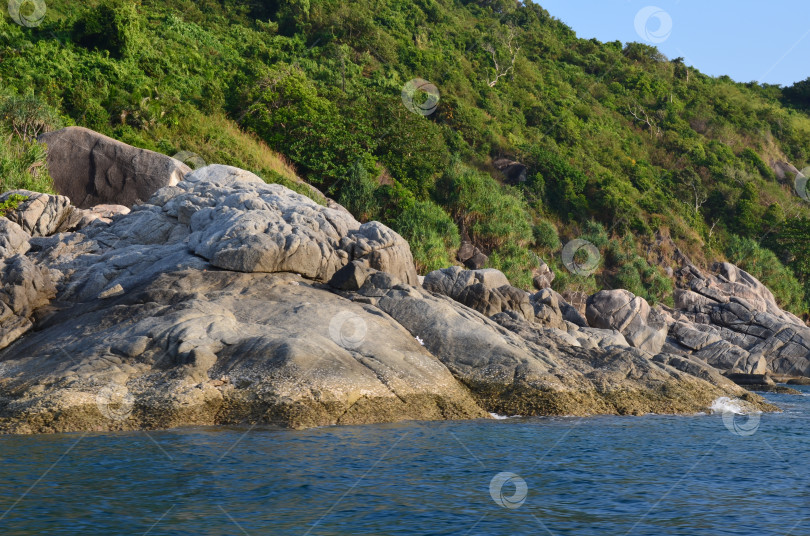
(710, 396, 762, 415)
(489, 413, 523, 420)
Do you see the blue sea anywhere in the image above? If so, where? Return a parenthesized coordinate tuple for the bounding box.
(1, 386, 808, 536)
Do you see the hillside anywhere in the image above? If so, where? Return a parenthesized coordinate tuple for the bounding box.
(2, 0, 810, 316)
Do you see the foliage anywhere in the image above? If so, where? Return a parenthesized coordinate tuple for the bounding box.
(392, 199, 460, 273)
(725, 235, 805, 315)
(0, 193, 28, 217)
(1, 0, 810, 302)
(436, 162, 532, 250)
(533, 220, 560, 251)
(0, 131, 55, 193)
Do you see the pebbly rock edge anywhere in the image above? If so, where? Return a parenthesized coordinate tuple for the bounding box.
(0, 163, 781, 434)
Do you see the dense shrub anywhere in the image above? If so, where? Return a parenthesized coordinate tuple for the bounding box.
(392, 199, 460, 273)
(436, 162, 532, 250)
(1, 0, 809, 308)
(533, 220, 561, 251)
(725, 235, 806, 315)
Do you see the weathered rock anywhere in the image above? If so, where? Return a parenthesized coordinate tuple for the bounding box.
(0, 163, 776, 434)
(457, 240, 488, 270)
(0, 219, 30, 259)
(0, 190, 74, 237)
(586, 290, 667, 354)
(532, 259, 555, 289)
(424, 267, 533, 320)
(38, 126, 191, 208)
(72, 204, 131, 229)
(668, 262, 810, 377)
(456, 242, 476, 264)
(770, 160, 800, 181)
(561, 290, 588, 317)
(464, 251, 488, 270)
(493, 157, 528, 184)
(329, 260, 377, 291)
(530, 288, 564, 329)
(787, 377, 810, 385)
(570, 326, 630, 349)
(554, 290, 588, 327)
(0, 270, 487, 434)
(164, 165, 418, 284)
(0, 254, 56, 350)
(362, 275, 768, 417)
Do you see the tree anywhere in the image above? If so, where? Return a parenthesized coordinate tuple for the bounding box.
(776, 218, 810, 280)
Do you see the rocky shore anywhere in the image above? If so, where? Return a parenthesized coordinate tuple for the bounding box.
(1, 128, 803, 434)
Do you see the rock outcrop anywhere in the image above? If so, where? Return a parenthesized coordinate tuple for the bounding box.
(659, 262, 810, 377)
(0, 164, 771, 434)
(586, 290, 668, 354)
(38, 126, 190, 208)
(493, 157, 528, 184)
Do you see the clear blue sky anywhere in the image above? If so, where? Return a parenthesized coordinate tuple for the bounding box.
(536, 0, 810, 86)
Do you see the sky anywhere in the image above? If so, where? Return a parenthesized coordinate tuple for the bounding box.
(536, 0, 810, 87)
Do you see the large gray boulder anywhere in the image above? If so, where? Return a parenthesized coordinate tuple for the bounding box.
(160, 165, 418, 284)
(0, 270, 486, 433)
(0, 164, 774, 434)
(0, 255, 56, 351)
(0, 190, 75, 237)
(666, 262, 810, 377)
(38, 126, 191, 208)
(423, 266, 564, 327)
(586, 290, 668, 354)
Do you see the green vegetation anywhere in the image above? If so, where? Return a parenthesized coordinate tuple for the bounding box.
(0, 193, 28, 217)
(2, 0, 810, 314)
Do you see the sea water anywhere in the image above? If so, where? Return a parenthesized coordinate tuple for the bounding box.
(1, 385, 808, 535)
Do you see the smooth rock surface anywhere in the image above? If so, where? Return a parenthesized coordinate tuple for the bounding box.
(38, 126, 191, 208)
(586, 290, 668, 354)
(0, 164, 776, 434)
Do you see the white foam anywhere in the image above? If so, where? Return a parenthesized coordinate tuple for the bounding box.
(710, 396, 762, 415)
(488, 413, 522, 420)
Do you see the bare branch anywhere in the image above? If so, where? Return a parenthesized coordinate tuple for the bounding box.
(627, 102, 662, 138)
(486, 27, 521, 88)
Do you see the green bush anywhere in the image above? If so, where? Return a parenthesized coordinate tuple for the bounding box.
(436, 162, 532, 250)
(487, 241, 535, 289)
(392, 199, 460, 273)
(533, 220, 561, 251)
(74, 0, 145, 59)
(337, 161, 379, 222)
(725, 235, 806, 315)
(0, 138, 54, 194)
(0, 193, 28, 217)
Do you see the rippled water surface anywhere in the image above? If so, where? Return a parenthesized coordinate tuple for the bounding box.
(1, 386, 808, 535)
